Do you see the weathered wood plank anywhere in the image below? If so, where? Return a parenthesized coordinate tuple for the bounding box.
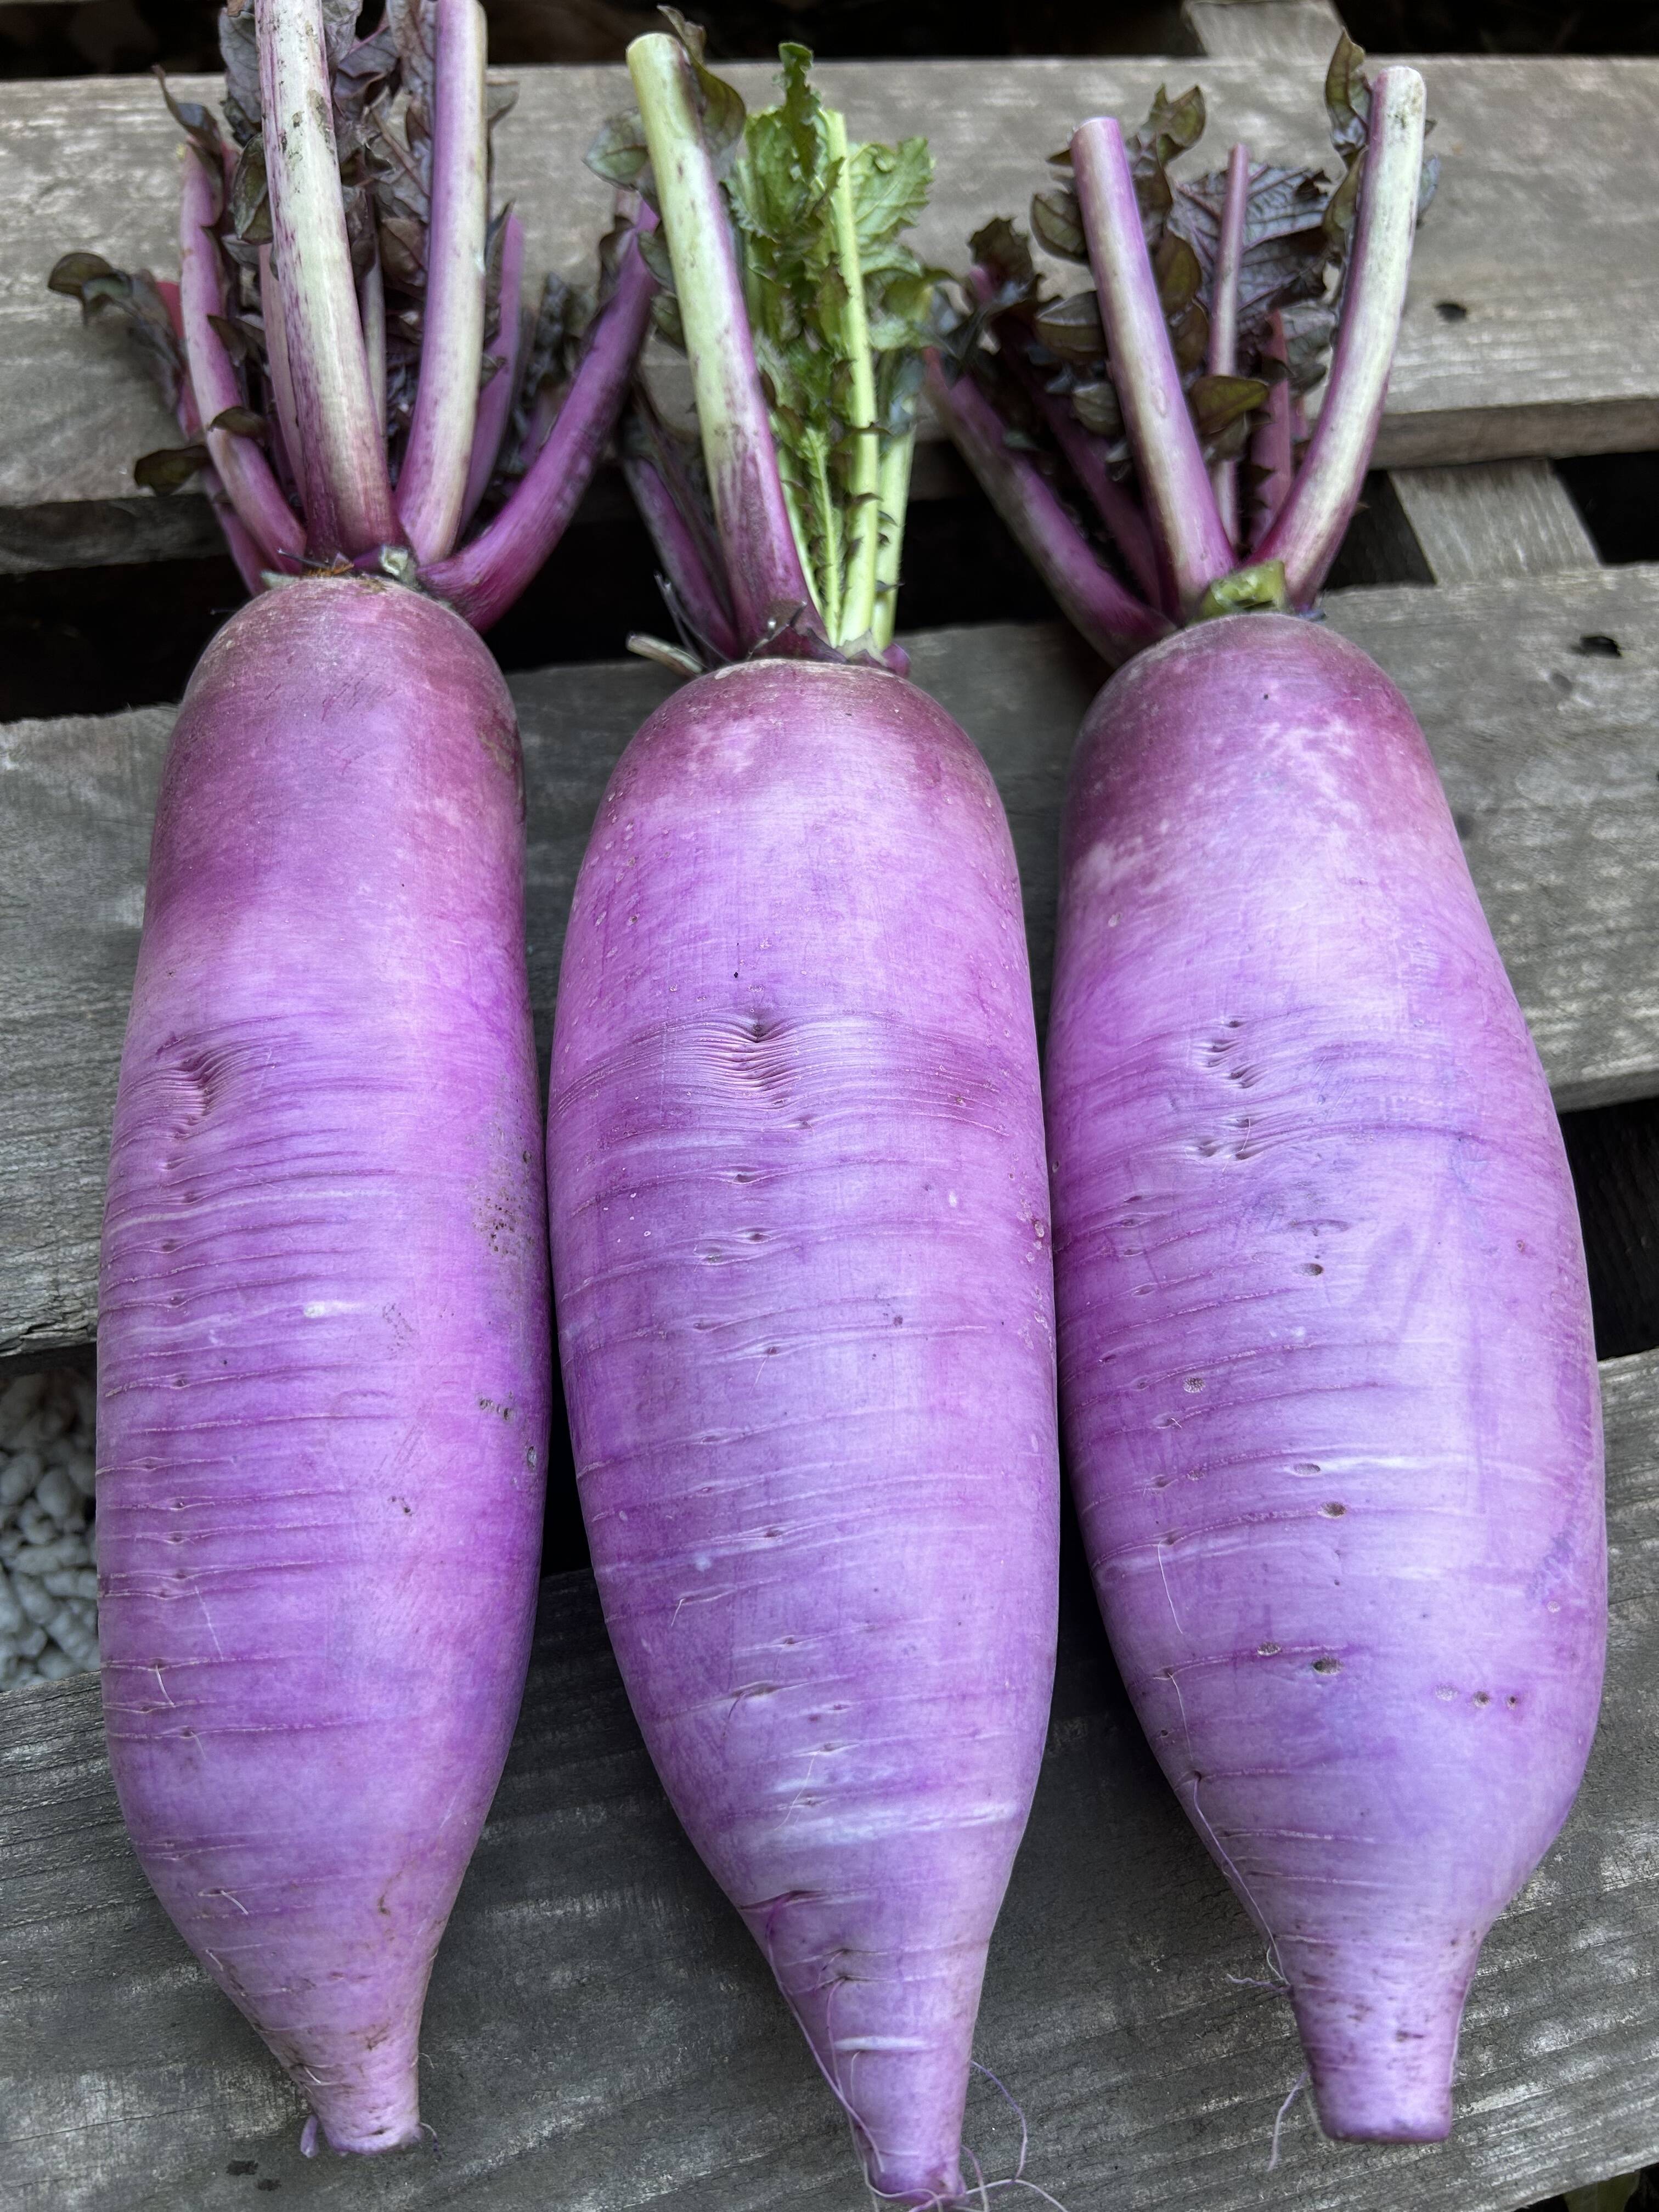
(1392, 461, 1602, 585)
(5, 571, 1659, 1361)
(4, 54, 1657, 567)
(1182, 0, 1343, 64)
(2, 1342, 1656, 2212)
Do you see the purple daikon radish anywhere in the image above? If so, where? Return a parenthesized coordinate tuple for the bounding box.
(549, 30, 1059, 2204)
(52, 0, 656, 2150)
(931, 38, 1605, 2142)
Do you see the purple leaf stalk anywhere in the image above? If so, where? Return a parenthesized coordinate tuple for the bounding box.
(929, 36, 1431, 647)
(50, 0, 659, 629)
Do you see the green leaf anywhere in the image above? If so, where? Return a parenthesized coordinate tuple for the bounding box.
(849, 137, 931, 258)
(1030, 185, 1087, 262)
(135, 443, 210, 494)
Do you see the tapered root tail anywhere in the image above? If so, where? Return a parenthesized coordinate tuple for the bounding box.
(1290, 1949, 1474, 2142)
(297, 2025, 425, 2156)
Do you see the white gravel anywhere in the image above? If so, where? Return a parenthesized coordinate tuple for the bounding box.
(0, 1369, 98, 1693)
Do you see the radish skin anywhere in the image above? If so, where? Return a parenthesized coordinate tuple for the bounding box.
(1045, 614, 1606, 2140)
(97, 577, 550, 2151)
(549, 657, 1059, 2204)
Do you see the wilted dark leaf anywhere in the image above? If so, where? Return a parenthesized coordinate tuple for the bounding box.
(1418, 150, 1440, 221)
(230, 136, 273, 245)
(1030, 187, 1087, 262)
(207, 311, 256, 363)
(136, 443, 210, 494)
(379, 215, 427, 287)
(1069, 377, 1122, 438)
(661, 8, 745, 176)
(47, 251, 117, 299)
(1153, 232, 1202, 317)
(1188, 372, 1269, 442)
(219, 4, 262, 136)
(652, 291, 686, 349)
(1033, 290, 1104, 364)
(1280, 297, 1338, 391)
(968, 218, 1035, 295)
(637, 224, 676, 291)
(1324, 31, 1370, 159)
(155, 66, 224, 199)
(319, 0, 358, 72)
(1168, 296, 1208, 373)
(210, 405, 267, 438)
(587, 108, 651, 187)
(1323, 154, 1361, 251)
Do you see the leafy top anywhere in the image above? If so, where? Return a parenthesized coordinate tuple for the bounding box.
(590, 25, 940, 655)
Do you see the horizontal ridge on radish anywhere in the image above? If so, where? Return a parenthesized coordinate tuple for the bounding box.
(932, 35, 1607, 2143)
(54, 0, 661, 2148)
(555, 30, 1060, 2202)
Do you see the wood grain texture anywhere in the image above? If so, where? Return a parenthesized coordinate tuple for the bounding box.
(1, 1341, 1655, 2212)
(1392, 461, 1602, 585)
(1182, 0, 1344, 64)
(4, 53, 1657, 562)
(4, 573, 1659, 1359)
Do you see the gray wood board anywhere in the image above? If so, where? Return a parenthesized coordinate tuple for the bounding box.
(4, 54, 1658, 557)
(2, 1341, 1656, 2212)
(1183, 0, 1344, 63)
(1392, 461, 1601, 587)
(5, 568, 1659, 1361)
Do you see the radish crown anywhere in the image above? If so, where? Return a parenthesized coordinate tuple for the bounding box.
(49, 0, 658, 629)
(929, 35, 1434, 657)
(590, 15, 939, 672)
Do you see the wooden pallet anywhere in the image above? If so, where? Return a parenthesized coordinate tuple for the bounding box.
(3, 5, 1658, 2209)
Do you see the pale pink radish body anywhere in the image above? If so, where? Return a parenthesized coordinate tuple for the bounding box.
(550, 659, 1058, 2202)
(933, 50, 1607, 2142)
(1046, 616, 1604, 2138)
(98, 580, 550, 2149)
(58, 0, 657, 2147)
(544, 32, 1065, 2199)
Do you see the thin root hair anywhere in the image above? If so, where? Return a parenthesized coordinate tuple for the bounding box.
(1266, 2069, 1310, 2172)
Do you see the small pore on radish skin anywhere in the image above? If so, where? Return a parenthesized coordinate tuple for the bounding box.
(1311, 1656, 1341, 1674)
